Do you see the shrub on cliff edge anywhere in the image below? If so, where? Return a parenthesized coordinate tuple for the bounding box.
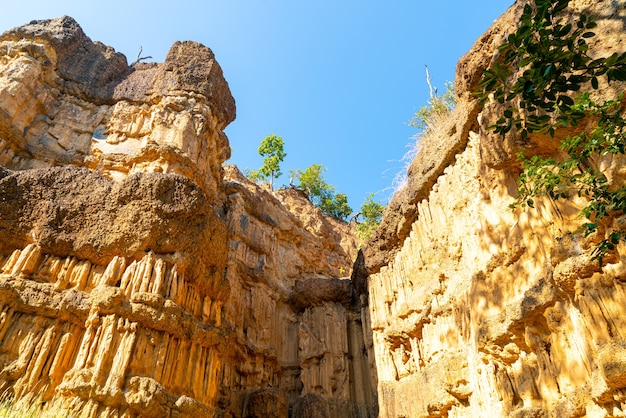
(290, 164, 353, 220)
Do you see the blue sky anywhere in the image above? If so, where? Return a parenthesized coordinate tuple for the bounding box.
(1, 1, 512, 210)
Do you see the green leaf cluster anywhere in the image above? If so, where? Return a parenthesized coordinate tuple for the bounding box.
(248, 134, 286, 190)
(476, 0, 626, 264)
(475, 0, 626, 141)
(356, 193, 385, 241)
(291, 164, 353, 220)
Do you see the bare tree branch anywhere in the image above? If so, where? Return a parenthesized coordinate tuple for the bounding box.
(425, 65, 437, 99)
(131, 45, 153, 67)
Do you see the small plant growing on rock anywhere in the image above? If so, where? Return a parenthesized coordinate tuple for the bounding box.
(396, 68, 455, 192)
(408, 67, 456, 135)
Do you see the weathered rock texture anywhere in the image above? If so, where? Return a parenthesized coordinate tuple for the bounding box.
(0, 16, 233, 200)
(3, 1, 626, 417)
(221, 166, 373, 417)
(0, 15, 236, 418)
(0, 16, 373, 418)
(356, 0, 626, 416)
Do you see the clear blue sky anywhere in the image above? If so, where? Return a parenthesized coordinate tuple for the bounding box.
(1, 1, 512, 209)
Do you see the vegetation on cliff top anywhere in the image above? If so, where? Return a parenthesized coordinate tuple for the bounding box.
(246, 138, 355, 220)
(408, 67, 456, 136)
(290, 164, 353, 220)
(245, 135, 387, 226)
(475, 0, 626, 263)
(397, 69, 456, 192)
(355, 193, 385, 242)
(246, 133, 286, 191)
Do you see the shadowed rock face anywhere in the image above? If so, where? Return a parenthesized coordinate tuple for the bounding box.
(289, 278, 354, 311)
(0, 166, 228, 275)
(246, 388, 289, 418)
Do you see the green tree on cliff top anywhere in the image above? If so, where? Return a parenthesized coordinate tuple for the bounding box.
(291, 164, 353, 220)
(356, 193, 385, 241)
(248, 134, 286, 190)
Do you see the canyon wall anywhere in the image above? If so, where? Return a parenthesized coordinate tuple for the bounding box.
(220, 165, 373, 417)
(356, 0, 626, 416)
(0, 15, 237, 418)
(0, 16, 374, 417)
(2, 1, 626, 417)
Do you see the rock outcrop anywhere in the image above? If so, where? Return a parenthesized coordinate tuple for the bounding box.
(221, 165, 372, 417)
(0, 15, 235, 418)
(2, 1, 626, 417)
(0, 16, 233, 201)
(0, 16, 374, 418)
(356, 0, 626, 416)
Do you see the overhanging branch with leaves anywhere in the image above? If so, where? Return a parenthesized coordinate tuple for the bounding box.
(474, 0, 626, 263)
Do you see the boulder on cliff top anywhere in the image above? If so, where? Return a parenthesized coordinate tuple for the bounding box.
(0, 16, 236, 126)
(1, 16, 130, 105)
(114, 40, 236, 127)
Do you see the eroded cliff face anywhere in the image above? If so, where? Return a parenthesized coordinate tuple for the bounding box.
(0, 16, 233, 201)
(220, 166, 373, 417)
(3, 2, 626, 417)
(0, 16, 373, 418)
(357, 0, 626, 416)
(0, 15, 236, 418)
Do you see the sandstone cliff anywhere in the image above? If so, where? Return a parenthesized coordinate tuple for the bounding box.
(2, 1, 626, 417)
(0, 16, 373, 417)
(356, 0, 626, 416)
(221, 165, 373, 417)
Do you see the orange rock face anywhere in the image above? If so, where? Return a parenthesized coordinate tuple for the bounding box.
(356, 0, 626, 416)
(0, 16, 373, 418)
(0, 16, 235, 417)
(3, 2, 626, 417)
(221, 166, 372, 417)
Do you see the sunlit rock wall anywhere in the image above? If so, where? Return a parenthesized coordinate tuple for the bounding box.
(220, 166, 374, 417)
(0, 16, 234, 417)
(0, 15, 376, 418)
(0, 16, 234, 201)
(357, 0, 626, 416)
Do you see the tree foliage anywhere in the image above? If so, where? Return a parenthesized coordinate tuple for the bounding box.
(475, 0, 626, 263)
(356, 193, 385, 241)
(323, 193, 352, 220)
(249, 134, 286, 190)
(293, 164, 328, 202)
(291, 164, 352, 220)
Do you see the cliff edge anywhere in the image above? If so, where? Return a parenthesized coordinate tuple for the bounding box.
(356, 0, 626, 416)
(0, 16, 372, 418)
